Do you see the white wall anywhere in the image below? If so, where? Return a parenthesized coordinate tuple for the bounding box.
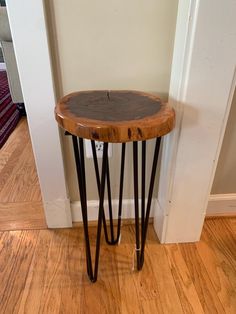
(207, 87, 236, 216)
(211, 87, 236, 194)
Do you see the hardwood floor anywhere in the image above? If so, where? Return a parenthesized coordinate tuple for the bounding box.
(0, 119, 235, 313)
(0, 217, 235, 313)
(0, 118, 47, 230)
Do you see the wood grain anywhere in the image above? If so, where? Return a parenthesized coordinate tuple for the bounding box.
(0, 219, 235, 313)
(227, 216, 236, 234)
(0, 119, 28, 190)
(0, 141, 40, 202)
(0, 119, 28, 173)
(0, 202, 46, 231)
(196, 219, 236, 313)
(0, 118, 46, 231)
(144, 243, 183, 313)
(180, 243, 226, 313)
(0, 231, 39, 313)
(18, 230, 54, 313)
(0, 231, 23, 304)
(55, 90, 175, 142)
(110, 226, 143, 314)
(165, 244, 204, 313)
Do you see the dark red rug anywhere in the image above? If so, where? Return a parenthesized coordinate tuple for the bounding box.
(0, 70, 20, 148)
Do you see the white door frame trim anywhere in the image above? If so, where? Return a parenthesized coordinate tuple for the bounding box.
(6, 0, 72, 228)
(155, 0, 236, 242)
(154, 0, 199, 242)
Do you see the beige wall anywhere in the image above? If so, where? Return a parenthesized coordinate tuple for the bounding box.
(211, 87, 236, 194)
(46, 0, 178, 201)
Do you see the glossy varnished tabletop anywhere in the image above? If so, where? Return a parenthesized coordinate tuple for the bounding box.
(55, 90, 175, 143)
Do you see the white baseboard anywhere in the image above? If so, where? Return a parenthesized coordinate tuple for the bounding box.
(71, 198, 157, 222)
(0, 63, 6, 70)
(207, 194, 236, 216)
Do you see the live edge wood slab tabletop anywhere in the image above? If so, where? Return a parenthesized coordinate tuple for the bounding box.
(55, 90, 175, 143)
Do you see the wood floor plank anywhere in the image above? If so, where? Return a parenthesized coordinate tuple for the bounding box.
(0, 230, 39, 313)
(1, 118, 29, 151)
(0, 142, 26, 194)
(0, 119, 38, 202)
(0, 118, 45, 231)
(145, 244, 183, 313)
(106, 225, 141, 314)
(80, 227, 123, 314)
(0, 220, 235, 313)
(58, 229, 85, 314)
(23, 184, 42, 202)
(0, 143, 35, 202)
(12, 147, 39, 203)
(165, 244, 204, 314)
(0, 230, 24, 305)
(98, 242, 122, 313)
(140, 300, 165, 314)
(135, 228, 163, 305)
(121, 226, 164, 313)
(0, 201, 47, 231)
(18, 230, 53, 313)
(125, 226, 183, 314)
(136, 251, 163, 310)
(204, 218, 236, 270)
(180, 243, 225, 313)
(196, 219, 236, 313)
(18, 229, 71, 314)
(34, 229, 70, 313)
(0, 118, 28, 173)
(226, 216, 236, 234)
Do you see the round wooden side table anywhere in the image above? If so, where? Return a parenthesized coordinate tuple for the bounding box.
(55, 90, 175, 282)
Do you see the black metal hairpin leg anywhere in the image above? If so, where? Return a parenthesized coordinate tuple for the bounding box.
(91, 140, 112, 244)
(133, 137, 161, 270)
(72, 136, 108, 282)
(91, 141, 126, 245)
(72, 136, 93, 279)
(92, 142, 108, 282)
(133, 141, 141, 270)
(141, 141, 146, 243)
(72, 133, 160, 281)
(115, 143, 126, 243)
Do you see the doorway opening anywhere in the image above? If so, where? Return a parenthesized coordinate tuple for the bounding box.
(0, 4, 46, 230)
